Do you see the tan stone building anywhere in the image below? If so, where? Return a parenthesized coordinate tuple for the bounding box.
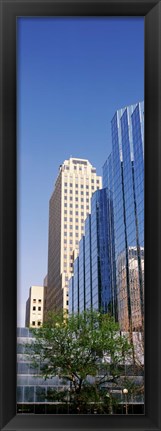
(46, 157, 102, 315)
(25, 285, 46, 328)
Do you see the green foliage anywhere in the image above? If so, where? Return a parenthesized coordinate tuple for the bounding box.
(26, 310, 140, 412)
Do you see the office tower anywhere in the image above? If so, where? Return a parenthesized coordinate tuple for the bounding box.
(25, 285, 46, 328)
(69, 187, 117, 318)
(46, 158, 102, 314)
(103, 101, 144, 332)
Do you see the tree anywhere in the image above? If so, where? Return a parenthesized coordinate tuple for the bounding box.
(26, 310, 135, 413)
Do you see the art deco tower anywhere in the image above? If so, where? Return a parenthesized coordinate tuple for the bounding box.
(46, 157, 102, 314)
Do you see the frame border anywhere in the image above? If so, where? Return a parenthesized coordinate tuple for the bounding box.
(0, 0, 161, 430)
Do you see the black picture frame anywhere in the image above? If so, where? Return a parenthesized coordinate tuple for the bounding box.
(0, 0, 161, 430)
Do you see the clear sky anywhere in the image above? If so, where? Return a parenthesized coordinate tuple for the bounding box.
(17, 17, 144, 326)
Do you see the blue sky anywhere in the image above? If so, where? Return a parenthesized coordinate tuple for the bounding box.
(17, 17, 144, 326)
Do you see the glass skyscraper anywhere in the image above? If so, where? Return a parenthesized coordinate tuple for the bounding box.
(103, 101, 144, 332)
(69, 101, 144, 333)
(69, 188, 117, 318)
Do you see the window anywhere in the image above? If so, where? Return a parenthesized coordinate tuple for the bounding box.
(81, 205, 84, 209)
(97, 179, 100, 184)
(38, 299, 41, 303)
(32, 321, 35, 326)
(70, 225, 73, 229)
(70, 190, 72, 194)
(64, 217, 67, 221)
(70, 204, 73, 208)
(37, 321, 41, 326)
(70, 218, 73, 222)
(92, 186, 94, 190)
(64, 182, 67, 186)
(86, 192, 89, 196)
(66, 300, 69, 306)
(64, 189, 67, 193)
(75, 211, 78, 215)
(86, 198, 89, 203)
(81, 212, 84, 216)
(64, 232, 67, 236)
(76, 233, 79, 237)
(38, 306, 41, 311)
(70, 210, 72, 215)
(86, 185, 89, 189)
(70, 197, 73, 201)
(81, 219, 84, 223)
(33, 299, 36, 303)
(81, 191, 84, 195)
(75, 197, 78, 202)
(64, 239, 67, 243)
(81, 184, 83, 188)
(64, 224, 67, 229)
(70, 183, 73, 187)
(64, 210, 67, 214)
(75, 190, 78, 195)
(33, 306, 36, 311)
(86, 205, 89, 210)
(76, 226, 78, 230)
(64, 254, 67, 258)
(75, 184, 78, 188)
(64, 203, 67, 207)
(75, 218, 78, 222)
(81, 198, 84, 202)
(91, 179, 94, 183)
(64, 196, 67, 200)
(70, 232, 72, 237)
(70, 240, 73, 244)
(75, 204, 78, 208)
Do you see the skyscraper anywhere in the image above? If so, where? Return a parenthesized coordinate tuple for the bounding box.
(46, 158, 102, 314)
(103, 101, 144, 332)
(69, 102, 144, 333)
(69, 187, 117, 318)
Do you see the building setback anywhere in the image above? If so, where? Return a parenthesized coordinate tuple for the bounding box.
(103, 101, 144, 332)
(69, 187, 117, 318)
(46, 158, 102, 315)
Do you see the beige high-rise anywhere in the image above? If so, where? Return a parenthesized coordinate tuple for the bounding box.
(46, 157, 102, 315)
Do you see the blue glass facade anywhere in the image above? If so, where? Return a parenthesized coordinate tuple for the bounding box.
(73, 257, 79, 313)
(103, 102, 144, 331)
(91, 188, 117, 315)
(84, 215, 92, 310)
(69, 276, 74, 315)
(69, 188, 117, 317)
(69, 101, 144, 332)
(79, 236, 85, 312)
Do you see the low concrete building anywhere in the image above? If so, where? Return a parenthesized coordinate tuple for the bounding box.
(25, 285, 46, 328)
